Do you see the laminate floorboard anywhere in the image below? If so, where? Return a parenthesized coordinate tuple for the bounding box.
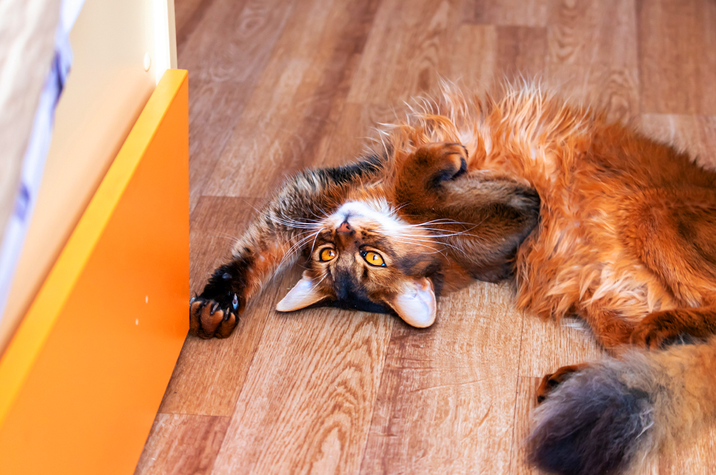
(156, 197, 273, 417)
(213, 305, 393, 474)
(202, 0, 380, 199)
(134, 414, 230, 475)
(180, 0, 297, 211)
(359, 283, 523, 474)
(507, 377, 540, 475)
(134, 0, 716, 473)
(638, 0, 716, 115)
(465, 0, 549, 28)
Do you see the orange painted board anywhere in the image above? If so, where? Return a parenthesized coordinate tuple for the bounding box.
(0, 69, 189, 475)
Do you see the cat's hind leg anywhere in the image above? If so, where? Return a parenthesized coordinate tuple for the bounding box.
(630, 306, 716, 349)
(624, 187, 716, 348)
(536, 309, 635, 403)
(537, 363, 588, 403)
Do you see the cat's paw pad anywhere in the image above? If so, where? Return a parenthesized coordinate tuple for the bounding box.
(189, 295, 240, 339)
(536, 364, 583, 403)
(424, 142, 468, 183)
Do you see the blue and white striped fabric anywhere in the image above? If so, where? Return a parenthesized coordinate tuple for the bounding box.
(0, 0, 85, 322)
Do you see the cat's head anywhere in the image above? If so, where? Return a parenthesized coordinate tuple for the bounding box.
(276, 199, 443, 327)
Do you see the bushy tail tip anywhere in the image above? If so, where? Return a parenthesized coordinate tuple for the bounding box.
(528, 357, 656, 475)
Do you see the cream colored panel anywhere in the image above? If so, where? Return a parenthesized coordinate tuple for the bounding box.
(1, 0, 177, 351)
(0, 0, 61, 244)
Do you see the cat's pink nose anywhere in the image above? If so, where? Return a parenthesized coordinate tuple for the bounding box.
(337, 221, 351, 234)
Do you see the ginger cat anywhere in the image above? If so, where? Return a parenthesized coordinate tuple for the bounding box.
(192, 81, 716, 475)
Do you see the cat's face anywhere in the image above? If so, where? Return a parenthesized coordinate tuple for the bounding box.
(276, 199, 443, 327)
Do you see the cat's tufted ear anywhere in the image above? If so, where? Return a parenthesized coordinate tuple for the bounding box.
(386, 277, 436, 328)
(276, 271, 327, 312)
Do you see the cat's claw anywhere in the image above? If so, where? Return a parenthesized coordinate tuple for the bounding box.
(189, 296, 240, 339)
(232, 293, 239, 310)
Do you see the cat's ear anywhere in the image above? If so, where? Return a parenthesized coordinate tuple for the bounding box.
(276, 271, 327, 312)
(386, 277, 436, 328)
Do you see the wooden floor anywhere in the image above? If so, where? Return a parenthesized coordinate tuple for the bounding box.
(135, 0, 716, 473)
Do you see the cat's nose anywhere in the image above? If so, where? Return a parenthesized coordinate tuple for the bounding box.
(337, 221, 352, 234)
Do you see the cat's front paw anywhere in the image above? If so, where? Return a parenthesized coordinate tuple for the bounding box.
(189, 293, 241, 339)
(421, 142, 468, 185)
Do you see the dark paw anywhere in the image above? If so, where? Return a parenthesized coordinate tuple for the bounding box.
(536, 364, 585, 403)
(189, 293, 240, 339)
(425, 142, 468, 185)
(629, 315, 690, 350)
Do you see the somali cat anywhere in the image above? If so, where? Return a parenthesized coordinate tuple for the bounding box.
(190, 141, 540, 335)
(193, 83, 716, 474)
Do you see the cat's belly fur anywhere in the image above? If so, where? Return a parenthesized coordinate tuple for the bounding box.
(514, 192, 680, 325)
(458, 131, 691, 326)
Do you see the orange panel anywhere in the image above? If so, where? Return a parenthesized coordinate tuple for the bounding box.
(0, 69, 189, 474)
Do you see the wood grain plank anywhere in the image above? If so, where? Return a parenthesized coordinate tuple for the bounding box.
(496, 26, 547, 82)
(202, 0, 381, 199)
(347, 0, 464, 105)
(134, 414, 230, 475)
(517, 316, 602, 379)
(507, 377, 540, 475)
(180, 0, 297, 211)
(314, 102, 397, 169)
(158, 196, 274, 416)
(174, 0, 223, 53)
(544, 65, 640, 123)
(447, 24, 498, 92)
(465, 0, 549, 27)
(638, 0, 716, 114)
(359, 282, 524, 474)
(547, 0, 638, 67)
(211, 305, 394, 474)
(639, 114, 716, 170)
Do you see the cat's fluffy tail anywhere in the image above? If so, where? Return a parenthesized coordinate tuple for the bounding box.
(528, 337, 716, 475)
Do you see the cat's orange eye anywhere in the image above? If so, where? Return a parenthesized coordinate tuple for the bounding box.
(319, 248, 337, 262)
(362, 251, 386, 267)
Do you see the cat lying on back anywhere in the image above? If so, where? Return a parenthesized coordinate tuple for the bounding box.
(194, 81, 716, 474)
(190, 141, 540, 335)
